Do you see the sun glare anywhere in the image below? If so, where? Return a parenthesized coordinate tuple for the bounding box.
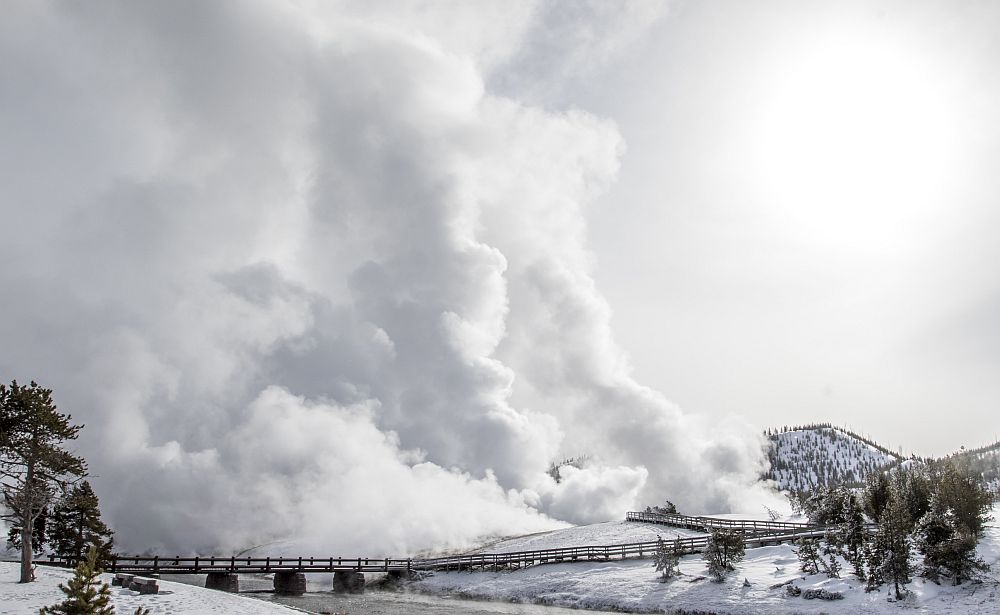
(753, 37, 959, 249)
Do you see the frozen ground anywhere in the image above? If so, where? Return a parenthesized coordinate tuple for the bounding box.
(414, 508, 1000, 614)
(0, 562, 301, 615)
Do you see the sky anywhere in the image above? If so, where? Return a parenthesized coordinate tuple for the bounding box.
(568, 1, 1000, 458)
(0, 0, 996, 555)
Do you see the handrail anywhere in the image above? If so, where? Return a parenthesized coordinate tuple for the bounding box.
(626, 510, 816, 532)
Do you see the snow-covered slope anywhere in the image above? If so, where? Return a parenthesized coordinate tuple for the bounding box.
(0, 562, 300, 615)
(764, 425, 902, 492)
(414, 505, 1000, 615)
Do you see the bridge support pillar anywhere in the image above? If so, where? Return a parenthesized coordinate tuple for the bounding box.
(333, 570, 365, 594)
(205, 572, 239, 593)
(386, 569, 416, 583)
(273, 571, 307, 595)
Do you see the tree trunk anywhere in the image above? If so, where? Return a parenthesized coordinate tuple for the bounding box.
(20, 455, 36, 583)
(19, 521, 33, 583)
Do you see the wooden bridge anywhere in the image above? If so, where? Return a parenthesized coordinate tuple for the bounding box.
(36, 511, 831, 593)
(40, 554, 415, 575)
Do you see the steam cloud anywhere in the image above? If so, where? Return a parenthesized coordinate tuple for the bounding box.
(0, 1, 769, 555)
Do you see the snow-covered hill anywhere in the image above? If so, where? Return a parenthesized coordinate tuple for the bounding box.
(763, 425, 902, 493)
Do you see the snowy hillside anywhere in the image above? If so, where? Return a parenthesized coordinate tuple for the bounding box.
(764, 425, 902, 492)
(414, 506, 1000, 614)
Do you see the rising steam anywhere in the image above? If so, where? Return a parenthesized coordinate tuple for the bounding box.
(0, 1, 769, 555)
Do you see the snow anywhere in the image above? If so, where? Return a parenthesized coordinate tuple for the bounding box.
(0, 562, 302, 615)
(766, 427, 900, 492)
(413, 507, 1000, 614)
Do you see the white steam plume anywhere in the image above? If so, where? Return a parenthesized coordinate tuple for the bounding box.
(0, 1, 769, 555)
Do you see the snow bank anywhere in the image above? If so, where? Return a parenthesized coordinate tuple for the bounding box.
(0, 562, 300, 615)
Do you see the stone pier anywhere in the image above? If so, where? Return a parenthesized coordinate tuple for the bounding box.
(333, 570, 365, 593)
(273, 571, 307, 595)
(205, 572, 239, 593)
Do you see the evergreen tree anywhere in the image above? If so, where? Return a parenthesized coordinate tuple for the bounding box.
(933, 460, 992, 538)
(863, 471, 891, 523)
(872, 492, 912, 599)
(652, 536, 681, 580)
(794, 537, 821, 574)
(39, 544, 113, 615)
(0, 381, 87, 583)
(48, 481, 114, 567)
(915, 491, 987, 585)
(824, 551, 842, 578)
(703, 529, 744, 582)
(864, 538, 883, 591)
(838, 492, 868, 581)
(897, 465, 932, 532)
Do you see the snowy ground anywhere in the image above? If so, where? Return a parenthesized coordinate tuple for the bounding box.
(414, 511, 1000, 614)
(0, 562, 302, 615)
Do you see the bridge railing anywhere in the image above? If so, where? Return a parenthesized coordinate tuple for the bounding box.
(625, 511, 816, 533)
(411, 526, 829, 571)
(43, 554, 413, 573)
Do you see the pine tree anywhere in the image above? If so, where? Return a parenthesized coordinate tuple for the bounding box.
(0, 381, 87, 583)
(933, 460, 992, 538)
(864, 538, 884, 591)
(839, 492, 868, 581)
(652, 536, 681, 580)
(822, 546, 842, 579)
(48, 481, 114, 567)
(897, 465, 932, 531)
(703, 529, 744, 582)
(872, 492, 912, 599)
(39, 544, 113, 615)
(915, 491, 987, 585)
(863, 471, 891, 523)
(795, 537, 821, 574)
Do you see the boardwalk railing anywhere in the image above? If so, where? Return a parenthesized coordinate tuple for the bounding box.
(411, 526, 829, 572)
(39, 511, 836, 575)
(625, 511, 817, 533)
(43, 554, 413, 574)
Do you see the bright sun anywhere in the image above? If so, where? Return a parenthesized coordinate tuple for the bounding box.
(753, 37, 959, 248)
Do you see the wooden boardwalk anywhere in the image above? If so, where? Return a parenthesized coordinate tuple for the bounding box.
(38, 511, 831, 575)
(625, 510, 818, 533)
(39, 554, 413, 574)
